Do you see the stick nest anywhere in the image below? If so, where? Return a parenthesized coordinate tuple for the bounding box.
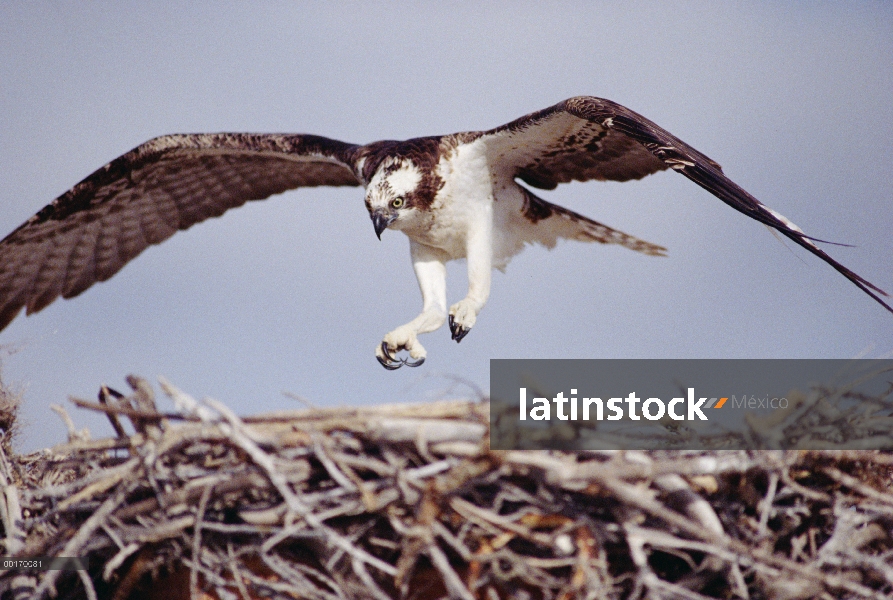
(0, 376, 892, 599)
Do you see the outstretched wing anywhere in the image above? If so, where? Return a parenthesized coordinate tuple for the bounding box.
(0, 133, 363, 330)
(476, 96, 892, 314)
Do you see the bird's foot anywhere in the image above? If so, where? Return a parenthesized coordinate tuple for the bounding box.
(448, 300, 477, 343)
(375, 329, 426, 370)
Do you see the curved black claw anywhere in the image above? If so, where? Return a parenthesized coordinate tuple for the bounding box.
(402, 355, 425, 368)
(449, 315, 471, 343)
(381, 341, 399, 362)
(377, 341, 426, 369)
(377, 355, 402, 370)
(377, 342, 403, 370)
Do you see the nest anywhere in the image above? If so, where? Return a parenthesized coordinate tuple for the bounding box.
(1, 376, 893, 599)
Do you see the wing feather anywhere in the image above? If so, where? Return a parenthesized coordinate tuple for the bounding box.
(477, 96, 892, 314)
(63, 220, 102, 299)
(27, 236, 72, 314)
(0, 133, 363, 330)
(477, 102, 669, 188)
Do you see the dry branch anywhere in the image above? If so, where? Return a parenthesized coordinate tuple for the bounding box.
(0, 376, 891, 599)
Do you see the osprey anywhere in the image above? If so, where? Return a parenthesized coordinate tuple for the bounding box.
(0, 97, 889, 369)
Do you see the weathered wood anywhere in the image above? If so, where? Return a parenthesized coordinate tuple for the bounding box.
(0, 376, 891, 600)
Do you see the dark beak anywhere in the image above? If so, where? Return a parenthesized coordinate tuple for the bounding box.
(371, 209, 397, 240)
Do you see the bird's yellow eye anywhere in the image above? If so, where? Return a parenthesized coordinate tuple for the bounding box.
(391, 197, 405, 209)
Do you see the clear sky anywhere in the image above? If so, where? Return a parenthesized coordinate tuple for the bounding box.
(1, 3, 892, 451)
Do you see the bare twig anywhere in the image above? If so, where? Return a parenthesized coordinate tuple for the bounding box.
(5, 378, 893, 600)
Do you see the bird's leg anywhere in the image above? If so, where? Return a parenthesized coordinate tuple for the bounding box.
(376, 242, 447, 369)
(449, 214, 492, 343)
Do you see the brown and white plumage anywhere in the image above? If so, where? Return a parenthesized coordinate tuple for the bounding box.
(0, 134, 363, 328)
(0, 97, 888, 368)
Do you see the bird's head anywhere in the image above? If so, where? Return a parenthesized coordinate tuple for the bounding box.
(365, 158, 427, 239)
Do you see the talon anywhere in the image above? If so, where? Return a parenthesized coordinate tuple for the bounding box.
(377, 341, 403, 370)
(377, 354, 402, 370)
(381, 341, 399, 362)
(402, 356, 425, 368)
(449, 315, 471, 343)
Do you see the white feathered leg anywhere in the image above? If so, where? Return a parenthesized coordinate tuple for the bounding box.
(376, 241, 448, 369)
(449, 206, 492, 342)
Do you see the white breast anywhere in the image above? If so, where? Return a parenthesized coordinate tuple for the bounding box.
(403, 140, 495, 260)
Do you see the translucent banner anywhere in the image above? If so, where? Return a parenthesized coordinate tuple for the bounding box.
(490, 359, 893, 450)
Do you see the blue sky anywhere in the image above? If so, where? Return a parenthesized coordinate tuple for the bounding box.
(1, 2, 892, 451)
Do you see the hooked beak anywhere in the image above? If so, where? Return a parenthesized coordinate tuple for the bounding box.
(371, 209, 397, 240)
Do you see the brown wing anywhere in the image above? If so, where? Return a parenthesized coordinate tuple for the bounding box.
(475, 99, 673, 189)
(476, 96, 892, 315)
(0, 133, 363, 330)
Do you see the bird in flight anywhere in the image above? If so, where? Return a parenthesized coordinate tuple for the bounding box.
(0, 96, 889, 369)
